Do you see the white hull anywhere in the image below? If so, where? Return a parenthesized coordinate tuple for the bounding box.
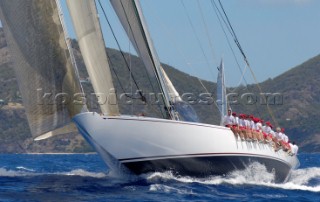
(73, 112, 299, 182)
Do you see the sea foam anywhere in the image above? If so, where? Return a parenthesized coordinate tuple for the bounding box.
(143, 162, 320, 192)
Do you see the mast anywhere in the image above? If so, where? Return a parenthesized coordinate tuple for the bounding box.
(217, 58, 227, 125)
(66, 0, 119, 116)
(110, 0, 176, 119)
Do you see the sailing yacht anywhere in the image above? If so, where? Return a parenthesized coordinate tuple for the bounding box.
(0, 0, 299, 183)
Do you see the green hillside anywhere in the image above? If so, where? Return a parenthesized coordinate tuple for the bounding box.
(0, 28, 319, 153)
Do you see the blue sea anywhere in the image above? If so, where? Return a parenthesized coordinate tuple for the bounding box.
(0, 153, 318, 202)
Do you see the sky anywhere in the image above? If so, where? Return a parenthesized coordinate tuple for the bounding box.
(60, 0, 320, 87)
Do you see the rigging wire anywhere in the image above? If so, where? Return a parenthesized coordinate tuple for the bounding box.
(211, 0, 261, 117)
(97, 0, 146, 102)
(106, 55, 132, 98)
(128, 42, 134, 115)
(142, 0, 220, 111)
(180, 0, 222, 111)
(180, 0, 214, 77)
(211, 0, 263, 118)
(216, 0, 278, 126)
(197, 0, 230, 114)
(196, 0, 216, 65)
(210, 0, 249, 88)
(118, 0, 171, 119)
(97, 0, 167, 118)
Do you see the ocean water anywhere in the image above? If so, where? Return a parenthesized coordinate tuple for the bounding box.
(0, 153, 318, 202)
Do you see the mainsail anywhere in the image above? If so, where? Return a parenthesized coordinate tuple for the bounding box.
(110, 0, 175, 119)
(0, 0, 84, 138)
(66, 0, 119, 116)
(217, 58, 227, 125)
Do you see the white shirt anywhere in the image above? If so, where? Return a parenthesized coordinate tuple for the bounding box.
(239, 119, 247, 127)
(234, 116, 239, 125)
(262, 125, 267, 133)
(266, 126, 271, 133)
(251, 122, 257, 130)
(256, 122, 262, 132)
(292, 144, 299, 155)
(250, 120, 255, 129)
(270, 130, 275, 138)
(275, 131, 282, 139)
(265, 126, 275, 137)
(245, 119, 251, 128)
(223, 115, 235, 125)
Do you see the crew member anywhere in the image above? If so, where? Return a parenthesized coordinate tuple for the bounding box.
(291, 141, 299, 155)
(223, 109, 237, 137)
(232, 112, 240, 138)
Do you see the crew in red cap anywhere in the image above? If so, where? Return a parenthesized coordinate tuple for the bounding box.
(257, 118, 265, 142)
(279, 128, 290, 151)
(274, 127, 283, 151)
(262, 121, 272, 143)
(246, 115, 254, 140)
(232, 112, 241, 139)
(251, 117, 259, 141)
(238, 114, 248, 141)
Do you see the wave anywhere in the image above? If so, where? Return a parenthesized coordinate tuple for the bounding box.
(144, 163, 320, 192)
(61, 169, 107, 178)
(0, 162, 319, 193)
(16, 166, 35, 172)
(0, 168, 32, 177)
(149, 184, 195, 195)
(0, 167, 107, 178)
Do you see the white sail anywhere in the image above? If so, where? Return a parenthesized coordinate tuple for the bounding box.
(66, 0, 119, 116)
(217, 58, 227, 125)
(161, 68, 182, 103)
(110, 0, 174, 118)
(0, 0, 84, 138)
